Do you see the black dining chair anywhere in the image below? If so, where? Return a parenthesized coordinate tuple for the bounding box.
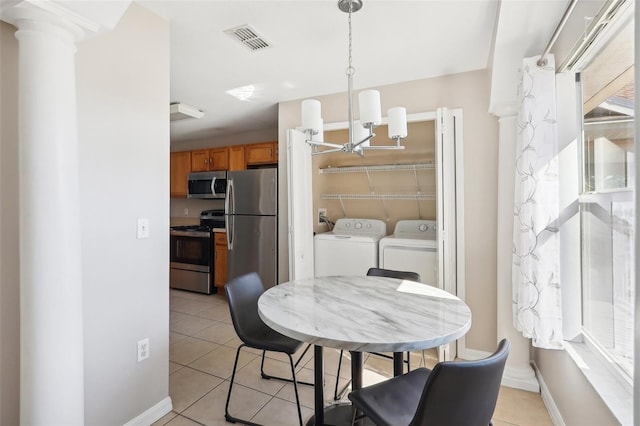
(347, 339, 511, 426)
(333, 267, 421, 400)
(224, 272, 311, 426)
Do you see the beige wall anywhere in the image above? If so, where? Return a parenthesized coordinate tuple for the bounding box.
(533, 348, 617, 425)
(76, 4, 170, 424)
(0, 20, 20, 426)
(278, 69, 500, 352)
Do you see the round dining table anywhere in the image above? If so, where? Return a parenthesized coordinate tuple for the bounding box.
(258, 275, 472, 426)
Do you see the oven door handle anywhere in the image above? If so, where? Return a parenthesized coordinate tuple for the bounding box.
(226, 178, 234, 250)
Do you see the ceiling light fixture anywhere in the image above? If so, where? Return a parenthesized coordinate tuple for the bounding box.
(170, 102, 204, 121)
(300, 0, 407, 156)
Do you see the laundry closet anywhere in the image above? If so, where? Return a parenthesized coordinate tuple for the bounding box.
(297, 108, 462, 298)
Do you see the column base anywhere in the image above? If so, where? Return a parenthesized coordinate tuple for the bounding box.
(502, 364, 540, 392)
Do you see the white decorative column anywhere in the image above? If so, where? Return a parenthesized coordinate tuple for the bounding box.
(2, 6, 85, 424)
(495, 106, 540, 392)
(1, 1, 129, 423)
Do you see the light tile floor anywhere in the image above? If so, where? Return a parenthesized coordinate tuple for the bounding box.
(155, 289, 553, 426)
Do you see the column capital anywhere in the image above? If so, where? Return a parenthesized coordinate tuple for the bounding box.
(1, 0, 131, 40)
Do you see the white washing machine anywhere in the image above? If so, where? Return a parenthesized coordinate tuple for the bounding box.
(378, 220, 438, 286)
(314, 218, 387, 277)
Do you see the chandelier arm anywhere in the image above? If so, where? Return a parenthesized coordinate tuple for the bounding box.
(351, 133, 375, 149)
(362, 145, 404, 151)
(311, 147, 345, 156)
(306, 140, 344, 149)
(361, 145, 406, 151)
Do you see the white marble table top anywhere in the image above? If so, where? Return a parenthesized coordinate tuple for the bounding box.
(258, 275, 472, 353)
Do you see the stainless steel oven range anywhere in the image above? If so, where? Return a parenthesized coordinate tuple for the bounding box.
(170, 209, 225, 294)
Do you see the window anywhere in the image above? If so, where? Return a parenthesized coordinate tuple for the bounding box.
(578, 15, 634, 380)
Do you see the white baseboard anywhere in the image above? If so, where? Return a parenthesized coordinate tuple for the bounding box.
(502, 364, 540, 392)
(532, 361, 565, 426)
(459, 345, 540, 392)
(458, 345, 491, 361)
(123, 396, 173, 426)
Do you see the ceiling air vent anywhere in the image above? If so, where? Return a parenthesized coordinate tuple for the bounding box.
(224, 25, 271, 52)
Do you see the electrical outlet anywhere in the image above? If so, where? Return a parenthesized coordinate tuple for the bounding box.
(137, 338, 149, 362)
(318, 208, 327, 226)
(183, 208, 189, 216)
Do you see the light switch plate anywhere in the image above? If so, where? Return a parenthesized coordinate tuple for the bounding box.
(137, 218, 150, 239)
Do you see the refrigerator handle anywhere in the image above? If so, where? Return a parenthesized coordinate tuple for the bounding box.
(226, 178, 234, 250)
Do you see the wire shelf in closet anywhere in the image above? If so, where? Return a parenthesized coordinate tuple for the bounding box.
(320, 193, 436, 200)
(319, 162, 435, 174)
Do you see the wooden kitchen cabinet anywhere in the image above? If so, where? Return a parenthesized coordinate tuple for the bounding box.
(228, 145, 246, 171)
(245, 141, 278, 166)
(190, 149, 210, 172)
(191, 147, 229, 171)
(214, 232, 228, 288)
(210, 147, 229, 170)
(170, 151, 191, 198)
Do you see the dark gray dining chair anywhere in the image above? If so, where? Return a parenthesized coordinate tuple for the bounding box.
(333, 267, 421, 400)
(224, 272, 311, 425)
(348, 339, 511, 426)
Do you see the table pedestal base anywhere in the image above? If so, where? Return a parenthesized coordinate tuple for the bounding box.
(305, 403, 374, 426)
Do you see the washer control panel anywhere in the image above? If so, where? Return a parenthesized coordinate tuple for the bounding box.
(333, 218, 387, 237)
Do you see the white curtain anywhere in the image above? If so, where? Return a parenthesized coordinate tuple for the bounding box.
(512, 55, 563, 349)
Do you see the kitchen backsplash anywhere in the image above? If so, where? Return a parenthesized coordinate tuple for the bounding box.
(170, 197, 224, 225)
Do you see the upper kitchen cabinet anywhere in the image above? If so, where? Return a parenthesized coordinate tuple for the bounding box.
(245, 141, 278, 166)
(228, 145, 246, 171)
(210, 147, 229, 170)
(170, 151, 191, 198)
(190, 149, 209, 172)
(191, 147, 228, 171)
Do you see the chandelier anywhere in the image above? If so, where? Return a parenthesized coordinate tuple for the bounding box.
(300, 0, 408, 156)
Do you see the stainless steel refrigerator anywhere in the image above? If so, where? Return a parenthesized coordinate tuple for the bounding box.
(225, 168, 278, 288)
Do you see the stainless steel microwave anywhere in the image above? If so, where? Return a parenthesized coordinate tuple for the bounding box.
(187, 171, 227, 199)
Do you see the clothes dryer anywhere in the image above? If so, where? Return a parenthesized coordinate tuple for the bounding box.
(378, 220, 438, 286)
(314, 218, 387, 277)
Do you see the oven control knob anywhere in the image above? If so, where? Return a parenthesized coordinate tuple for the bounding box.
(419, 224, 428, 232)
(345, 223, 351, 228)
(355, 222, 362, 229)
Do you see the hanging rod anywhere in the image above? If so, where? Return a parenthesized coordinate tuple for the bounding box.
(537, 0, 578, 67)
(558, 0, 631, 72)
(321, 193, 436, 200)
(319, 163, 435, 174)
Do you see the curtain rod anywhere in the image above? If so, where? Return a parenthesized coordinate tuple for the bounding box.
(537, 0, 579, 67)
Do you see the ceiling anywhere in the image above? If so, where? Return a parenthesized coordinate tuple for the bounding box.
(138, 0, 502, 144)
